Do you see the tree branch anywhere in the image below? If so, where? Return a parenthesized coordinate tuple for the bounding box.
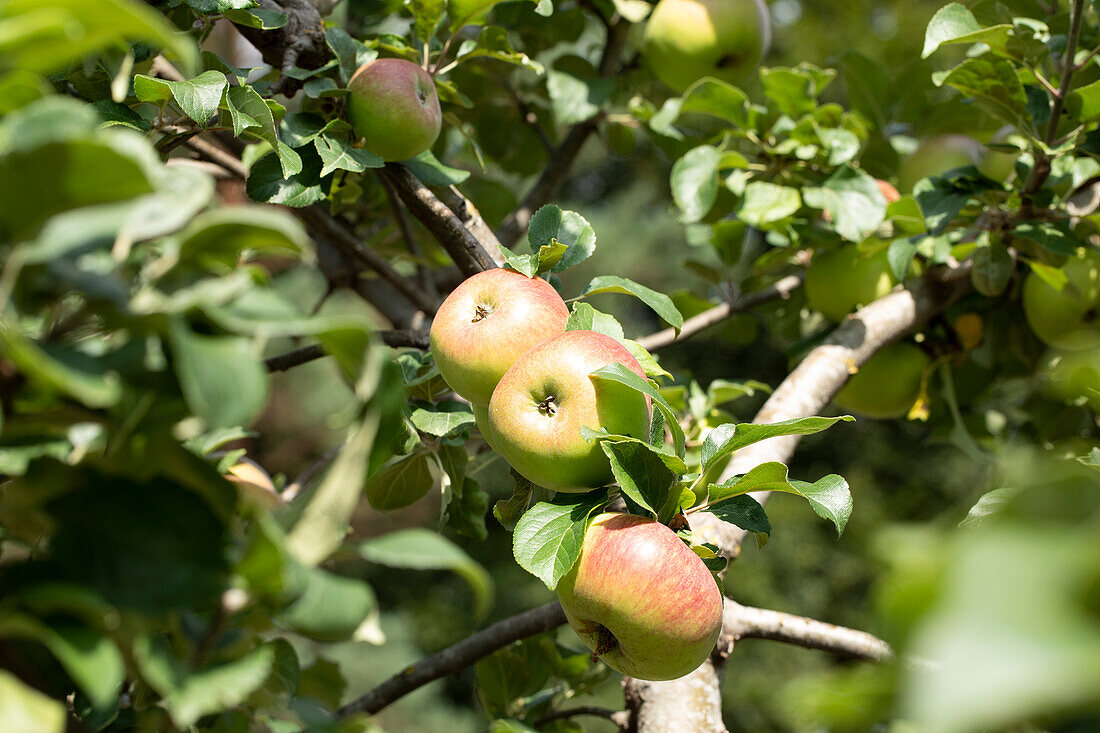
(265, 329, 429, 372)
(636, 274, 804, 351)
(532, 706, 624, 730)
(335, 601, 567, 719)
(430, 183, 507, 267)
(379, 172, 438, 300)
(381, 164, 500, 276)
(724, 601, 892, 661)
(494, 18, 631, 247)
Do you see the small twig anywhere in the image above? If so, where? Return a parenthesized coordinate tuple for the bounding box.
(532, 706, 623, 730)
(335, 602, 568, 719)
(1074, 45, 1100, 71)
(379, 172, 438, 299)
(184, 135, 249, 179)
(1031, 68, 1060, 100)
(636, 274, 804, 351)
(1045, 0, 1086, 146)
(265, 330, 430, 372)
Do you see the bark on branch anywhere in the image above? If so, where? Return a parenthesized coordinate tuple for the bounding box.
(724, 601, 892, 661)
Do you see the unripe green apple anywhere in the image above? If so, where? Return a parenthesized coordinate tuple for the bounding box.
(430, 268, 569, 405)
(898, 135, 983, 193)
(347, 58, 442, 162)
(805, 246, 898, 322)
(834, 342, 931, 419)
(487, 330, 650, 492)
(1022, 247, 1100, 351)
(642, 0, 771, 93)
(556, 512, 723, 681)
(1041, 349, 1100, 411)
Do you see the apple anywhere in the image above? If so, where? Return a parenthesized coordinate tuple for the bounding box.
(834, 342, 931, 419)
(898, 135, 983, 193)
(1041, 349, 1100, 412)
(877, 179, 901, 204)
(805, 246, 898, 322)
(1022, 247, 1100, 351)
(347, 58, 442, 162)
(556, 513, 723, 681)
(487, 330, 650, 492)
(642, 0, 771, 94)
(430, 268, 569, 405)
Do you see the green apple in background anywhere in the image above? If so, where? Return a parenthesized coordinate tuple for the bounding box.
(347, 58, 442, 162)
(556, 513, 723, 681)
(1022, 247, 1100, 351)
(1041, 349, 1100, 412)
(834, 342, 931, 419)
(898, 135, 983, 192)
(642, 0, 771, 93)
(805, 245, 899, 322)
(487, 330, 650, 491)
(430, 268, 569, 405)
(978, 126, 1020, 183)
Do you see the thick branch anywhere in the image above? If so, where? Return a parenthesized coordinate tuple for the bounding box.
(382, 164, 500, 276)
(636, 274, 804, 351)
(495, 18, 631, 247)
(336, 601, 567, 718)
(431, 184, 507, 267)
(724, 601, 892, 661)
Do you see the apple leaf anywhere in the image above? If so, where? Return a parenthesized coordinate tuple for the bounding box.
(691, 542, 729, 574)
(225, 85, 302, 178)
(500, 241, 567, 277)
(566, 302, 624, 340)
(364, 451, 434, 512)
(527, 205, 596, 272)
(700, 416, 854, 473)
(223, 7, 287, 29)
(512, 491, 607, 590)
(314, 135, 384, 177)
(274, 566, 376, 642)
(325, 27, 377, 86)
(403, 149, 471, 185)
(887, 237, 920, 281)
(133, 71, 227, 128)
(408, 400, 475, 438)
(738, 181, 802, 229)
(600, 440, 679, 522)
(706, 494, 771, 547)
(971, 240, 1013, 296)
(707, 461, 852, 535)
(168, 321, 267, 428)
(358, 528, 493, 618)
(922, 3, 1011, 59)
(453, 26, 544, 75)
(494, 470, 534, 531)
(589, 363, 686, 458)
(671, 145, 720, 223)
(577, 275, 684, 331)
(801, 165, 886, 242)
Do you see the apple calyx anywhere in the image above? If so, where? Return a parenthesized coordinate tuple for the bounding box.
(537, 395, 557, 417)
(471, 303, 493, 323)
(593, 625, 618, 659)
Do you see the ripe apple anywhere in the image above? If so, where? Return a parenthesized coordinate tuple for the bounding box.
(430, 268, 569, 405)
(805, 246, 898, 322)
(642, 0, 771, 93)
(834, 342, 931, 419)
(556, 512, 723, 681)
(898, 135, 983, 192)
(347, 58, 442, 162)
(1022, 247, 1100, 351)
(487, 330, 650, 492)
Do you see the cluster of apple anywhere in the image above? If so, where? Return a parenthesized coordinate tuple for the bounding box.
(429, 268, 724, 681)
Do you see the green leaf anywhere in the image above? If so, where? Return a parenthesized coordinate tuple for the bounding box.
(133, 71, 227, 127)
(454, 26, 544, 74)
(565, 302, 624, 340)
(169, 321, 267, 429)
(0, 668, 65, 733)
(403, 148, 471, 185)
(887, 238, 920, 281)
(494, 470, 534, 531)
(274, 566, 376, 641)
(738, 181, 802, 228)
(0, 0, 199, 77)
(801, 165, 886, 242)
(246, 145, 327, 207)
(527, 205, 596, 272)
(913, 177, 971, 234)
(922, 3, 1010, 59)
(578, 275, 684, 331)
(0, 317, 121, 408)
(325, 27, 377, 86)
(225, 85, 301, 178)
(707, 494, 771, 547)
(671, 145, 720, 223)
(512, 491, 607, 589)
(707, 379, 770, 406)
(707, 461, 853, 535)
(0, 614, 124, 711)
(409, 400, 475, 438)
(287, 404, 383, 566)
(959, 486, 1020, 527)
(134, 637, 279, 728)
(1067, 78, 1100, 122)
(177, 206, 310, 268)
(600, 440, 679, 522)
(700, 416, 855, 472)
(678, 78, 752, 128)
(314, 134, 384, 177)
(931, 57, 1030, 129)
(760, 64, 836, 116)
(589, 362, 686, 458)
(408, 0, 446, 43)
(546, 69, 612, 126)
(223, 7, 288, 29)
(501, 242, 568, 278)
(358, 528, 494, 617)
(365, 451, 434, 511)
